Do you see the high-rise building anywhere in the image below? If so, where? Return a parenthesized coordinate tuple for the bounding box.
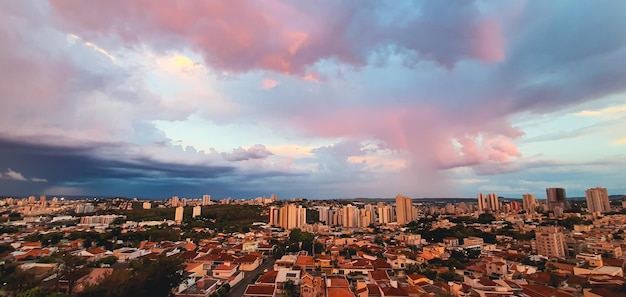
(378, 205, 393, 224)
(143, 202, 151, 209)
(270, 194, 278, 202)
(585, 187, 610, 214)
(276, 204, 306, 230)
(192, 205, 202, 218)
(546, 188, 567, 211)
(395, 194, 414, 225)
(477, 193, 486, 213)
(535, 226, 566, 258)
(202, 194, 211, 206)
(268, 206, 279, 226)
(487, 193, 499, 212)
(342, 205, 357, 228)
(171, 196, 180, 207)
(522, 193, 537, 213)
(175, 206, 184, 224)
(40, 195, 47, 208)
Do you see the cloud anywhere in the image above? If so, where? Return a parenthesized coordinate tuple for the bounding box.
(31, 178, 48, 183)
(49, 0, 505, 74)
(0, 168, 27, 181)
(222, 144, 273, 162)
(262, 79, 280, 89)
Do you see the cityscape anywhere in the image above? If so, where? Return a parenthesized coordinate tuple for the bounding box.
(1, 188, 626, 297)
(2, 1, 626, 297)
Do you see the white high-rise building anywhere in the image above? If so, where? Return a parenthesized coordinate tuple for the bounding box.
(202, 194, 211, 206)
(192, 205, 201, 218)
(175, 206, 184, 223)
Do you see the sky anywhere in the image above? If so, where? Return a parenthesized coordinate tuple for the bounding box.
(1, 1, 625, 200)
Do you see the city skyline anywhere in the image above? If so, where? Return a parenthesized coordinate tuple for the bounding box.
(1, 1, 626, 199)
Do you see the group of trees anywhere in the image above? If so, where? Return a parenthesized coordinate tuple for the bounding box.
(273, 229, 324, 258)
(77, 255, 186, 297)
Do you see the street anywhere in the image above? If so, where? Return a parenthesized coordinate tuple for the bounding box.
(229, 258, 276, 297)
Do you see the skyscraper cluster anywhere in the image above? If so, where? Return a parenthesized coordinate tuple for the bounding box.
(477, 193, 499, 213)
(268, 204, 306, 230)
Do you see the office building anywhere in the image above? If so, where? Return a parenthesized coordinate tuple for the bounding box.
(395, 194, 414, 225)
(585, 187, 610, 214)
(522, 193, 537, 213)
(175, 206, 184, 224)
(546, 188, 567, 211)
(535, 226, 567, 258)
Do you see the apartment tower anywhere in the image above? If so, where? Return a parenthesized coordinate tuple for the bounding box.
(585, 187, 610, 214)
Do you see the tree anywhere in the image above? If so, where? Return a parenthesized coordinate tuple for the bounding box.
(281, 280, 297, 297)
(58, 253, 87, 295)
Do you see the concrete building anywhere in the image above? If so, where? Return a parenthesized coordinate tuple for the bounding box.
(522, 193, 537, 213)
(192, 205, 201, 218)
(535, 226, 567, 258)
(202, 194, 211, 206)
(477, 193, 486, 213)
(585, 187, 610, 214)
(175, 206, 184, 224)
(487, 193, 499, 212)
(395, 194, 414, 225)
(546, 188, 567, 211)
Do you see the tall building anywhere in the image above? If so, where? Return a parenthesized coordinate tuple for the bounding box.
(268, 206, 280, 226)
(487, 193, 499, 212)
(143, 202, 151, 209)
(276, 204, 306, 230)
(171, 196, 180, 207)
(175, 206, 184, 224)
(202, 194, 211, 206)
(342, 205, 357, 228)
(378, 205, 393, 224)
(546, 188, 567, 211)
(192, 205, 202, 218)
(40, 195, 47, 208)
(395, 194, 414, 225)
(535, 226, 566, 258)
(477, 193, 486, 213)
(585, 187, 610, 214)
(522, 193, 537, 213)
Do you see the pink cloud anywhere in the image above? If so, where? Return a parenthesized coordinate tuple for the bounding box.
(50, 1, 505, 75)
(262, 79, 280, 89)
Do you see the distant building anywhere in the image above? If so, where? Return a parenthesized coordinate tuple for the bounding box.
(171, 195, 180, 207)
(585, 187, 610, 214)
(395, 194, 414, 225)
(522, 193, 537, 213)
(275, 204, 306, 230)
(535, 226, 566, 258)
(487, 193, 499, 212)
(202, 194, 211, 206)
(477, 193, 486, 213)
(192, 205, 201, 218)
(546, 188, 567, 211)
(142, 202, 151, 209)
(175, 206, 184, 224)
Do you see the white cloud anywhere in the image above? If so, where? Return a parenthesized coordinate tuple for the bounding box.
(2, 168, 27, 181)
(31, 177, 48, 183)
